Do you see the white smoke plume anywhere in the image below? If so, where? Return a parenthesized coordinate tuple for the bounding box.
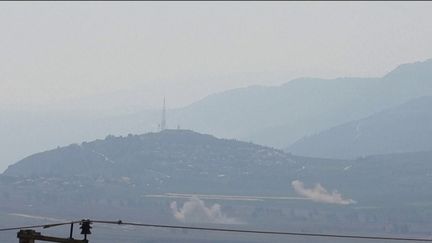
(170, 197, 242, 224)
(291, 180, 356, 205)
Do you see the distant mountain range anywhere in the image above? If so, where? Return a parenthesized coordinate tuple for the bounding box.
(165, 58, 432, 148)
(2, 58, 432, 169)
(288, 95, 432, 159)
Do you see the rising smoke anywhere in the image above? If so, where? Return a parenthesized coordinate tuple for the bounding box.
(291, 180, 356, 205)
(170, 197, 242, 224)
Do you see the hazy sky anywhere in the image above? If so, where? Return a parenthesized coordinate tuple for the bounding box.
(1, 2, 432, 110)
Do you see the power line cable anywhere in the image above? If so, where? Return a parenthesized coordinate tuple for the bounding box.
(0, 221, 80, 232)
(93, 220, 432, 242)
(1, 219, 432, 242)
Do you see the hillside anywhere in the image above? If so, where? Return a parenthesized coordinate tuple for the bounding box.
(287, 96, 432, 159)
(3, 129, 297, 194)
(3, 130, 432, 208)
(2, 131, 432, 237)
(165, 59, 432, 148)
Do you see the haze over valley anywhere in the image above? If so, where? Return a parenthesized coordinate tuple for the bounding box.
(2, 2, 432, 243)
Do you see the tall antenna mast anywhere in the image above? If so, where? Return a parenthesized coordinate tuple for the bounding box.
(161, 97, 166, 131)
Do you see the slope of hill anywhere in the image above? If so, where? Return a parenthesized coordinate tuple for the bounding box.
(4, 129, 432, 206)
(123, 59, 432, 149)
(287, 96, 432, 159)
(3, 129, 297, 194)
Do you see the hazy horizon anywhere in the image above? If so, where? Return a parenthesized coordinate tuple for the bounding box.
(1, 2, 432, 111)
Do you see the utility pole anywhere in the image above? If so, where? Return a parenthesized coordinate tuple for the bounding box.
(17, 230, 87, 243)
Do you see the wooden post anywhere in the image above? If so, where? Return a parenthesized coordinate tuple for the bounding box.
(17, 229, 88, 243)
(17, 230, 37, 243)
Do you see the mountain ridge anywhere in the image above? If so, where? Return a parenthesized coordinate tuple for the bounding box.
(287, 95, 432, 159)
(2, 58, 432, 171)
(163, 58, 432, 148)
